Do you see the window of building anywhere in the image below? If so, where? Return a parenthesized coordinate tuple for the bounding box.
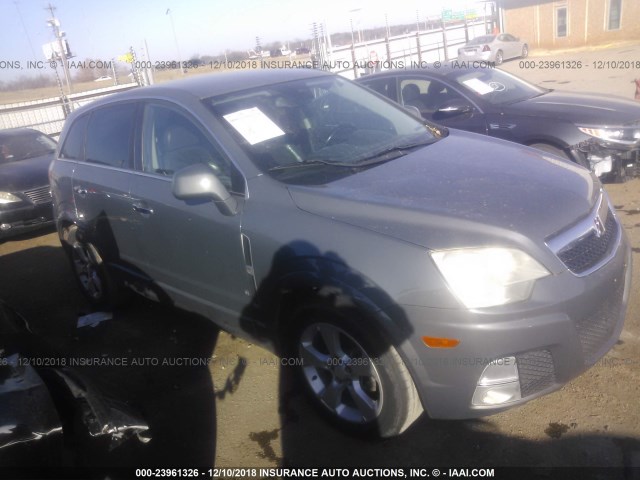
(607, 0, 622, 30)
(555, 6, 568, 38)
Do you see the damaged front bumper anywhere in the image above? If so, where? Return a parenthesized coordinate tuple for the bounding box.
(571, 135, 640, 180)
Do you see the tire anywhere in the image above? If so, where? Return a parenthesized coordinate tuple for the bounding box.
(611, 160, 628, 184)
(61, 226, 129, 309)
(495, 50, 503, 65)
(522, 44, 529, 58)
(290, 301, 423, 437)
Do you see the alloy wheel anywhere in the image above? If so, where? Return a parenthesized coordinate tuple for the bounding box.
(71, 243, 103, 301)
(298, 322, 383, 424)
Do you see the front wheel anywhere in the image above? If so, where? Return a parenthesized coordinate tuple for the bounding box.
(494, 50, 504, 65)
(292, 303, 423, 437)
(529, 143, 569, 160)
(522, 44, 529, 58)
(611, 159, 628, 184)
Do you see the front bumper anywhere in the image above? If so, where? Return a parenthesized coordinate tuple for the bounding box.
(388, 231, 631, 419)
(0, 202, 54, 238)
(571, 141, 640, 179)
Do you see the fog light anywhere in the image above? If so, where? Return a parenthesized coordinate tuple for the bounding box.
(0, 223, 11, 231)
(472, 382, 521, 406)
(478, 356, 518, 385)
(472, 356, 522, 406)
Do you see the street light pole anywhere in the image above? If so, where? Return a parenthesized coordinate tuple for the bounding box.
(166, 8, 185, 75)
(45, 3, 72, 93)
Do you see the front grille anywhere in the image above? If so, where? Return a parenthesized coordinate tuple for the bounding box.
(22, 185, 52, 205)
(557, 210, 618, 274)
(516, 350, 556, 397)
(576, 281, 624, 365)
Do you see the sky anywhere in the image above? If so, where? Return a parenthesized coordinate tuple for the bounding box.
(0, 0, 486, 81)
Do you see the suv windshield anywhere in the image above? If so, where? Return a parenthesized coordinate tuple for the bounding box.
(207, 75, 435, 181)
(451, 68, 548, 105)
(0, 131, 57, 163)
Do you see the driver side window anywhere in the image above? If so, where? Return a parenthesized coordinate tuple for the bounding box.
(400, 78, 465, 121)
(142, 104, 242, 193)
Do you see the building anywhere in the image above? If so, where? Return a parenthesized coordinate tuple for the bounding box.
(499, 0, 640, 49)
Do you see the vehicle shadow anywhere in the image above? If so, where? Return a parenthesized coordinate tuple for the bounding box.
(0, 224, 56, 245)
(0, 245, 223, 473)
(277, 394, 640, 472)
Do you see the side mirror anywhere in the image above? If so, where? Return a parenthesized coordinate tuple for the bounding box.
(433, 99, 474, 120)
(172, 163, 238, 216)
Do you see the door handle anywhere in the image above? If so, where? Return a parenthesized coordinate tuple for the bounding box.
(132, 204, 154, 216)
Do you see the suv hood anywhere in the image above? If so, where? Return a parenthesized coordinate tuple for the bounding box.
(288, 130, 598, 257)
(505, 90, 640, 125)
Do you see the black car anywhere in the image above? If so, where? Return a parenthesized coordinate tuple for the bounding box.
(0, 128, 56, 238)
(357, 66, 640, 181)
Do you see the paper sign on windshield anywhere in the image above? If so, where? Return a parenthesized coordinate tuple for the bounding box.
(462, 78, 494, 95)
(223, 107, 285, 145)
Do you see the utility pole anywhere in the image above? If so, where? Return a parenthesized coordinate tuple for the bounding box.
(45, 3, 72, 93)
(166, 8, 185, 75)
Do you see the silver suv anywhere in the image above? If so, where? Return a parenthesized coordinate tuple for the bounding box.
(50, 69, 631, 437)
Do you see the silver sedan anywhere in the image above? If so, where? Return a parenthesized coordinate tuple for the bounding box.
(457, 33, 528, 65)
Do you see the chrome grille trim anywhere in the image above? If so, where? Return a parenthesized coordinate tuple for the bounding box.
(546, 190, 621, 276)
(22, 185, 52, 205)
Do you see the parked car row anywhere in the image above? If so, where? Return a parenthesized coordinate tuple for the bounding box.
(44, 68, 630, 438)
(357, 64, 640, 182)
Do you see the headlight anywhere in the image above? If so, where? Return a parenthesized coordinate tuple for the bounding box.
(578, 126, 640, 146)
(0, 192, 21, 204)
(431, 247, 550, 309)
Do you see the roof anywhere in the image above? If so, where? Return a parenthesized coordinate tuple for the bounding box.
(0, 128, 45, 139)
(116, 68, 330, 100)
(65, 68, 334, 121)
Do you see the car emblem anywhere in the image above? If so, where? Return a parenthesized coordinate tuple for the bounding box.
(593, 214, 606, 238)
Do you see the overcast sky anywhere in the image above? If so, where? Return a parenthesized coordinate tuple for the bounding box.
(0, 0, 485, 81)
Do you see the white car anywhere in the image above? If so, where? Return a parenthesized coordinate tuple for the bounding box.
(458, 33, 528, 65)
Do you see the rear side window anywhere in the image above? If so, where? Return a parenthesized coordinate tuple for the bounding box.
(85, 103, 136, 168)
(60, 114, 89, 160)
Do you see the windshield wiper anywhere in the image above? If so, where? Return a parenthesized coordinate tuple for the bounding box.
(353, 139, 436, 165)
(268, 159, 354, 172)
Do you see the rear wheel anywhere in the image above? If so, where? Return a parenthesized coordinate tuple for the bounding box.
(61, 226, 128, 309)
(291, 301, 423, 437)
(522, 45, 529, 58)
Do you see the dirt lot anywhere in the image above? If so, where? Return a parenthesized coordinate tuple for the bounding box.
(1, 44, 640, 476)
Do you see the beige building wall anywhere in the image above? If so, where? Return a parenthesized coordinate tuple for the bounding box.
(502, 0, 640, 49)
